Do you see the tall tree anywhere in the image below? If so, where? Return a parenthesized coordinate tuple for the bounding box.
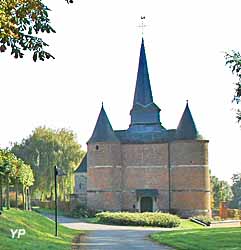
(210, 175, 233, 208)
(11, 127, 85, 201)
(230, 173, 241, 208)
(0, 149, 16, 209)
(0, 149, 34, 210)
(224, 51, 241, 122)
(18, 163, 34, 210)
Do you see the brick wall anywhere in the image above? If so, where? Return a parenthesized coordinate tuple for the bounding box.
(170, 140, 211, 217)
(87, 142, 122, 210)
(86, 140, 210, 216)
(121, 143, 170, 211)
(87, 191, 122, 211)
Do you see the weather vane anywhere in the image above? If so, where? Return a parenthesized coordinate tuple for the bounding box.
(137, 16, 147, 36)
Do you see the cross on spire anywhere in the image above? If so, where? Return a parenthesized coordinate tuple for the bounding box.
(137, 16, 147, 36)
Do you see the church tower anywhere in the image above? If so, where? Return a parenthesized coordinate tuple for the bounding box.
(86, 104, 122, 211)
(169, 102, 210, 217)
(77, 37, 211, 217)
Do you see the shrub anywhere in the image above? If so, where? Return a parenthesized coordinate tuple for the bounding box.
(212, 216, 221, 221)
(191, 215, 212, 226)
(96, 212, 181, 228)
(69, 205, 88, 218)
(68, 205, 97, 218)
(227, 209, 241, 219)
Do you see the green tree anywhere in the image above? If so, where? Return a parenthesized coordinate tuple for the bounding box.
(0, 0, 73, 61)
(0, 149, 34, 210)
(18, 163, 34, 210)
(230, 173, 241, 208)
(0, 0, 56, 61)
(0, 149, 12, 210)
(224, 51, 241, 122)
(210, 175, 233, 208)
(11, 127, 85, 201)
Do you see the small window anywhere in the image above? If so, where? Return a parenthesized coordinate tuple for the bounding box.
(96, 145, 99, 150)
(79, 183, 82, 189)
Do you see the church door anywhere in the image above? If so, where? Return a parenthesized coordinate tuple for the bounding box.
(140, 197, 153, 212)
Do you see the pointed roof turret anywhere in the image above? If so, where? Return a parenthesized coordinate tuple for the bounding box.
(74, 154, 87, 173)
(88, 104, 119, 144)
(133, 38, 153, 106)
(176, 101, 198, 140)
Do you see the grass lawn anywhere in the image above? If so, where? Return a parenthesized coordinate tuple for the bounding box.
(0, 209, 84, 250)
(178, 219, 203, 229)
(150, 227, 241, 250)
(33, 207, 99, 223)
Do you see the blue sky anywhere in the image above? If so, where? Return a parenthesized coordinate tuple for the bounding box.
(0, 0, 241, 182)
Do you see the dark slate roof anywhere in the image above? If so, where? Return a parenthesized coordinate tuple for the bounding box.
(133, 38, 153, 106)
(88, 104, 119, 144)
(131, 102, 160, 112)
(129, 38, 162, 131)
(74, 154, 87, 173)
(115, 129, 176, 143)
(176, 102, 198, 140)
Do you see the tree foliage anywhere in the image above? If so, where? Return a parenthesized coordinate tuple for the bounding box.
(0, 0, 74, 61)
(225, 51, 241, 122)
(210, 175, 233, 208)
(0, 0, 55, 61)
(230, 173, 241, 208)
(11, 127, 85, 201)
(0, 149, 34, 210)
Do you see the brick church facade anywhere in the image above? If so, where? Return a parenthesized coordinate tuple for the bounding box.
(74, 38, 211, 218)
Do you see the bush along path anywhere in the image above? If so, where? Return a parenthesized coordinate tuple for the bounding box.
(96, 212, 181, 227)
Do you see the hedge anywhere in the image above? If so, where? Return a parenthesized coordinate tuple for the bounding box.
(96, 212, 181, 228)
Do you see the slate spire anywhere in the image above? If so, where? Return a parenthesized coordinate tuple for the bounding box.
(176, 101, 198, 140)
(129, 38, 163, 132)
(133, 38, 153, 106)
(88, 104, 119, 143)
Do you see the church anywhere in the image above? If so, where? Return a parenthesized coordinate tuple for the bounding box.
(74, 38, 211, 218)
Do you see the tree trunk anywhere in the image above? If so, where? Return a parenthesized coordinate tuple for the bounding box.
(40, 192, 44, 202)
(0, 176, 3, 211)
(63, 178, 66, 202)
(25, 188, 28, 211)
(6, 174, 10, 210)
(26, 188, 29, 211)
(22, 186, 25, 210)
(15, 180, 18, 209)
(27, 188, 31, 211)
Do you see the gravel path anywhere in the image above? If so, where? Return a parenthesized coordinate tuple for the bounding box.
(46, 214, 174, 250)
